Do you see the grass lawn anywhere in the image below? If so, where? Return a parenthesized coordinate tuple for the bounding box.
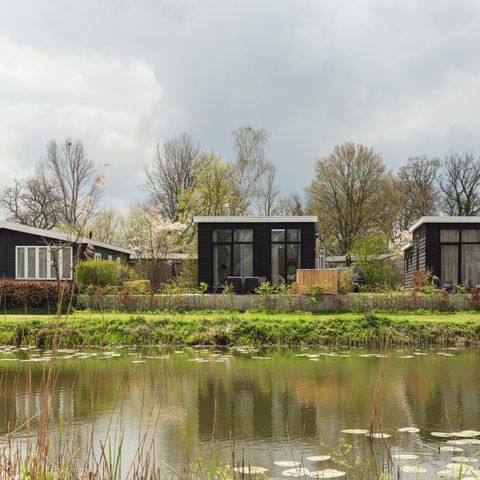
(3, 309, 480, 323)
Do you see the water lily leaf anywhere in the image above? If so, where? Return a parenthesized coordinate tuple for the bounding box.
(234, 466, 268, 474)
(440, 446, 464, 453)
(306, 456, 331, 462)
(366, 432, 392, 439)
(398, 427, 420, 433)
(341, 429, 368, 434)
(392, 454, 420, 460)
(282, 468, 310, 477)
(274, 461, 301, 467)
(308, 469, 345, 478)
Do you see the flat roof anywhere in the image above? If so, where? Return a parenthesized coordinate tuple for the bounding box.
(193, 215, 318, 223)
(409, 216, 480, 232)
(0, 221, 134, 255)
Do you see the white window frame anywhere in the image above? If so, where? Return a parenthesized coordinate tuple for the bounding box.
(94, 252, 102, 260)
(108, 254, 113, 261)
(15, 245, 73, 280)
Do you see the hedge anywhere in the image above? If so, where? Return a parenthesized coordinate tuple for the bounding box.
(0, 280, 71, 309)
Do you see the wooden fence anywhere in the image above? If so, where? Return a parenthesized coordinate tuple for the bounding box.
(295, 269, 339, 294)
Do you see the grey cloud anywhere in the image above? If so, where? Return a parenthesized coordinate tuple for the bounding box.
(1, 0, 480, 210)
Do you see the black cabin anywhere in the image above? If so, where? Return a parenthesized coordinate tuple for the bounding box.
(404, 216, 480, 289)
(0, 221, 132, 280)
(194, 216, 318, 291)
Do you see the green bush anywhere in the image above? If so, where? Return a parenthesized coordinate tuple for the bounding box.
(75, 260, 120, 291)
(118, 263, 137, 284)
(123, 280, 151, 295)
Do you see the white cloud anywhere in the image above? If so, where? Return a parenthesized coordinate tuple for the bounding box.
(0, 35, 162, 210)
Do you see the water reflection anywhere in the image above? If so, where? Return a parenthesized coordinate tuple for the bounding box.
(1, 348, 480, 477)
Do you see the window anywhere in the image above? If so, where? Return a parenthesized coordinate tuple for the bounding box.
(271, 229, 301, 285)
(15, 246, 73, 280)
(440, 229, 459, 242)
(94, 252, 102, 260)
(212, 229, 253, 286)
(441, 245, 458, 285)
(462, 230, 480, 242)
(108, 255, 113, 261)
(440, 228, 480, 285)
(462, 244, 480, 285)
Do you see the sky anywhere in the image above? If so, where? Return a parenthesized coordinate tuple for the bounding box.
(1, 0, 480, 212)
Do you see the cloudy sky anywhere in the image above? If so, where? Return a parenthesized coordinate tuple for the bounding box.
(1, 0, 480, 211)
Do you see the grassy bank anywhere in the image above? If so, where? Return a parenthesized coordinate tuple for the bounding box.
(2, 310, 480, 347)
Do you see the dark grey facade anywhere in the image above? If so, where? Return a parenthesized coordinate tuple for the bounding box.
(0, 222, 132, 280)
(194, 216, 318, 290)
(404, 217, 480, 288)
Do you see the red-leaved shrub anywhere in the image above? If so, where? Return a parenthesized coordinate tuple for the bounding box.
(0, 280, 71, 310)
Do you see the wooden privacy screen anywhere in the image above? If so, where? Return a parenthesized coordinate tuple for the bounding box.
(295, 269, 339, 294)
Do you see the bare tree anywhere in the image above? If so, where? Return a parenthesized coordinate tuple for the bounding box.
(439, 152, 480, 215)
(144, 133, 200, 221)
(232, 126, 271, 212)
(252, 163, 280, 215)
(45, 138, 99, 229)
(307, 142, 398, 257)
(395, 155, 440, 230)
(1, 167, 60, 228)
(276, 192, 304, 216)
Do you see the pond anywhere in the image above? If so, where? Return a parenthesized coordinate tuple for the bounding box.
(1, 346, 480, 479)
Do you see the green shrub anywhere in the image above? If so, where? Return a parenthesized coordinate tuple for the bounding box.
(306, 281, 332, 303)
(75, 260, 120, 291)
(118, 263, 137, 283)
(123, 279, 151, 295)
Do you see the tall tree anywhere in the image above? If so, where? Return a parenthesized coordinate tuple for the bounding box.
(45, 138, 99, 229)
(232, 126, 271, 212)
(395, 155, 440, 230)
(1, 167, 60, 228)
(85, 208, 124, 245)
(439, 152, 480, 215)
(144, 133, 200, 221)
(307, 142, 398, 256)
(276, 192, 304, 216)
(178, 153, 242, 228)
(252, 163, 280, 215)
(1, 138, 100, 230)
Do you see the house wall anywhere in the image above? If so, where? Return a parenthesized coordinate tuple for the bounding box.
(197, 222, 316, 288)
(404, 222, 480, 287)
(0, 229, 130, 279)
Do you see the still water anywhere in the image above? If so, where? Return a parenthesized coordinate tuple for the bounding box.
(1, 346, 480, 478)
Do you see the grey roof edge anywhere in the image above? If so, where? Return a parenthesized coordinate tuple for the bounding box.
(0, 221, 134, 255)
(409, 216, 480, 232)
(193, 215, 318, 223)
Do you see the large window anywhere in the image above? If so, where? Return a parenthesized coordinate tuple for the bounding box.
(440, 228, 480, 286)
(212, 229, 253, 286)
(271, 229, 301, 285)
(16, 246, 73, 280)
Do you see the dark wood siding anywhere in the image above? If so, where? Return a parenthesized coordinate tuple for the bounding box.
(197, 222, 316, 288)
(404, 221, 480, 287)
(0, 228, 130, 279)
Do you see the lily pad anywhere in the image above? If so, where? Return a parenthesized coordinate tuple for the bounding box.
(234, 466, 269, 474)
(398, 427, 420, 433)
(306, 456, 331, 462)
(308, 470, 345, 478)
(392, 454, 420, 460)
(341, 429, 368, 435)
(282, 468, 310, 477)
(274, 461, 301, 467)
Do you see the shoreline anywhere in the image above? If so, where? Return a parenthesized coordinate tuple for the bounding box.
(2, 310, 480, 348)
